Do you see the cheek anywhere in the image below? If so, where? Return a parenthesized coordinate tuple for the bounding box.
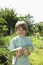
(23, 31, 26, 35)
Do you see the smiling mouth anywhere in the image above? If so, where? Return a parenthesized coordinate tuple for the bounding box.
(20, 33, 23, 34)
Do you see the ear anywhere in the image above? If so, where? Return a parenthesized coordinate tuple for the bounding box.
(16, 31, 18, 35)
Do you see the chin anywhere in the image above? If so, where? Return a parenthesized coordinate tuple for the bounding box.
(19, 35, 24, 37)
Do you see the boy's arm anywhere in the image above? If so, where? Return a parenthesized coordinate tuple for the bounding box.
(27, 38, 34, 52)
(23, 38, 34, 56)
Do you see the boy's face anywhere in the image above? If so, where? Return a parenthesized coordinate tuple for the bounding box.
(16, 27, 26, 37)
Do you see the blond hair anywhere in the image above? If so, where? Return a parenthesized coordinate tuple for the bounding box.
(15, 21, 28, 32)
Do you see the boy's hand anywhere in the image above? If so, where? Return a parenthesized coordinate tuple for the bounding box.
(23, 48, 30, 56)
(16, 49, 22, 58)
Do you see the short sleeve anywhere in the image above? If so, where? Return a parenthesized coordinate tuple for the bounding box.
(8, 38, 16, 52)
(27, 37, 34, 50)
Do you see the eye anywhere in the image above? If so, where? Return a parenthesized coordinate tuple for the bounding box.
(18, 29, 21, 31)
(18, 28, 23, 31)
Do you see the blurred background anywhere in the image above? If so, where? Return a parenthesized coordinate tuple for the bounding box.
(0, 0, 43, 65)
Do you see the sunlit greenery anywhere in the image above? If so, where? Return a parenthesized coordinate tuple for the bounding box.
(0, 8, 43, 65)
(0, 34, 43, 65)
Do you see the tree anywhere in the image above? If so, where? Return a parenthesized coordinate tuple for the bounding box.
(0, 18, 8, 35)
(0, 8, 19, 35)
(37, 22, 43, 36)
